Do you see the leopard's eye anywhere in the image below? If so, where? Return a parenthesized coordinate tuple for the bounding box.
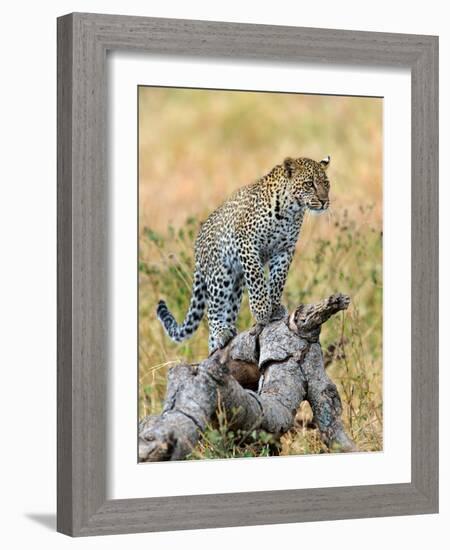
(304, 179, 313, 188)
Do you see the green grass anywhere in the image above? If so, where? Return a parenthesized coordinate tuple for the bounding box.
(187, 403, 281, 460)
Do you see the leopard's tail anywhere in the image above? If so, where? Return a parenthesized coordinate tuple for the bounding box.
(156, 268, 206, 343)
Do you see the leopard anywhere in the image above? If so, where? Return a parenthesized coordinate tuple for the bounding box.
(157, 155, 331, 353)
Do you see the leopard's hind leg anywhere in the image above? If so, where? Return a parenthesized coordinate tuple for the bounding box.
(226, 273, 244, 330)
(206, 269, 241, 353)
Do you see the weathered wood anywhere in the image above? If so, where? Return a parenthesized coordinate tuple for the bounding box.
(139, 293, 356, 461)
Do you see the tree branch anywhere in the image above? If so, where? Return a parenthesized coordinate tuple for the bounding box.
(139, 293, 356, 461)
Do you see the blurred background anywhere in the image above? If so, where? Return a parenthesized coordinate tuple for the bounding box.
(139, 86, 382, 458)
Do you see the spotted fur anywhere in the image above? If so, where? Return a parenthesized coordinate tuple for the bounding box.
(157, 156, 331, 352)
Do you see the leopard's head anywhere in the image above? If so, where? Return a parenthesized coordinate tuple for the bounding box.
(283, 156, 331, 213)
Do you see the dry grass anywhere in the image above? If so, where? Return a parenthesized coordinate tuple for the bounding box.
(139, 86, 383, 457)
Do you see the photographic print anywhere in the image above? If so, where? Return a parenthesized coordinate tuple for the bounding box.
(57, 14, 438, 535)
(138, 86, 382, 462)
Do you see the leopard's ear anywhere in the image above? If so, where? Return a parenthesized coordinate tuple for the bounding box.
(283, 157, 295, 178)
(319, 155, 331, 170)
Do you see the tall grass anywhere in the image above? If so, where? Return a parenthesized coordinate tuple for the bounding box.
(139, 87, 383, 456)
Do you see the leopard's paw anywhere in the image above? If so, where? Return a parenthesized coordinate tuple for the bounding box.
(270, 303, 288, 321)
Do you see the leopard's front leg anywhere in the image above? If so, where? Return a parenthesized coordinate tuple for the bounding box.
(268, 247, 295, 320)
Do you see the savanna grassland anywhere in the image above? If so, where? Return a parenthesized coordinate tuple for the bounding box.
(139, 87, 383, 458)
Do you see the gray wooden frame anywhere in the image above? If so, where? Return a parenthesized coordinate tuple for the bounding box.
(57, 12, 438, 537)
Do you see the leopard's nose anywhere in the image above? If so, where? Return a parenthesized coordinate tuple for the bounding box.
(319, 199, 329, 209)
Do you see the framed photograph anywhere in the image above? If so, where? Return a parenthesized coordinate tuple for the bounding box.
(57, 13, 438, 536)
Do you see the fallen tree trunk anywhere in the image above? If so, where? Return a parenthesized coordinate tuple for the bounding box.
(139, 293, 356, 461)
